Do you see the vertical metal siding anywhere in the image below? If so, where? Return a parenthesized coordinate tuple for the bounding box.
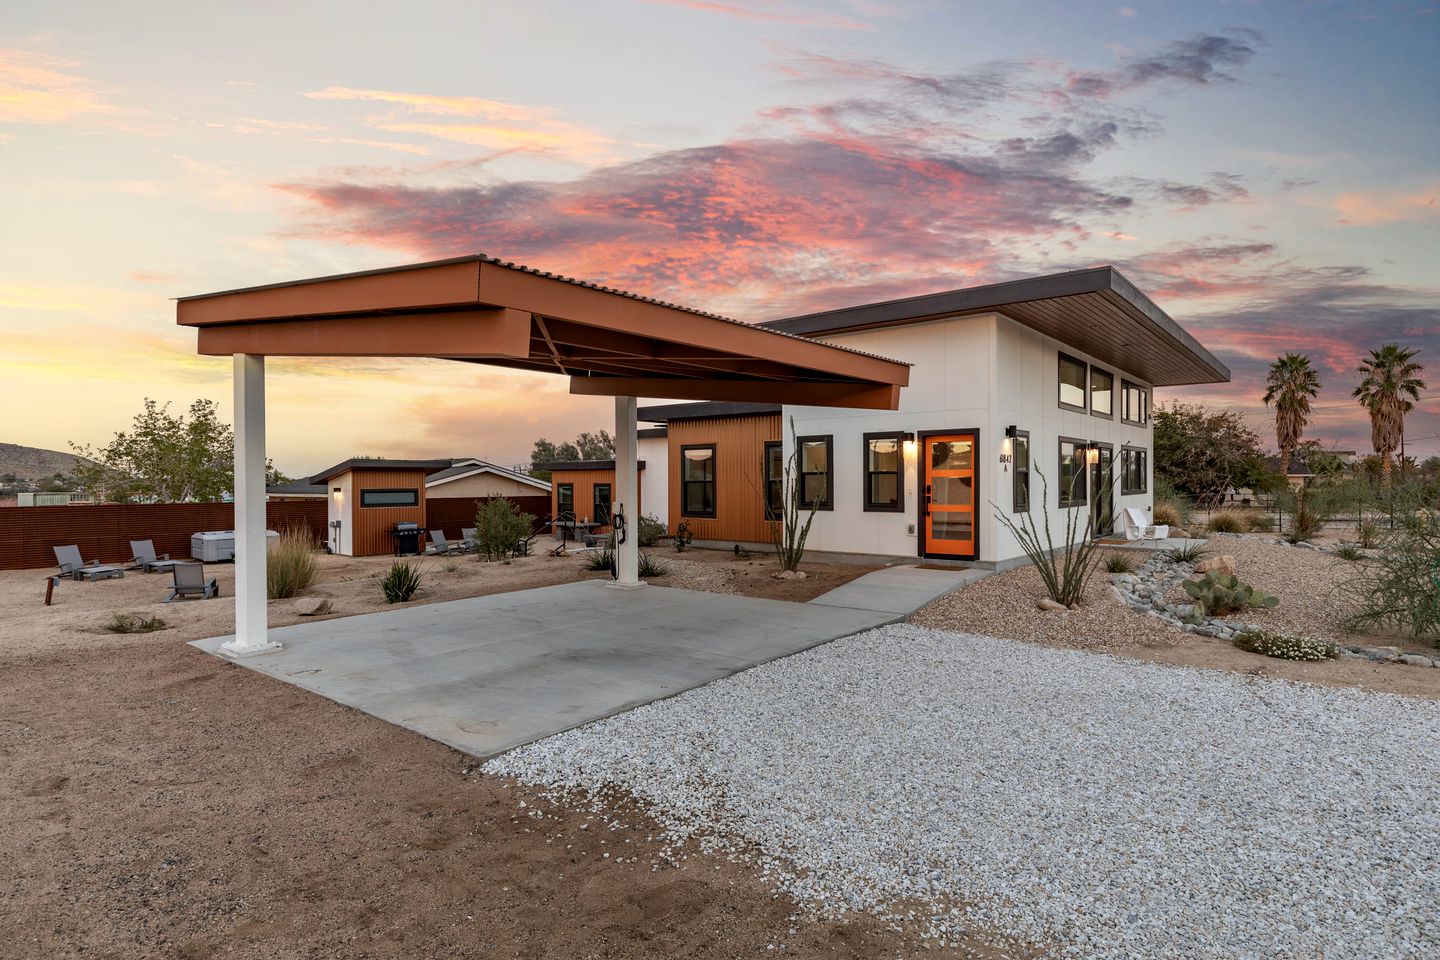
(350, 468, 429, 556)
(667, 414, 781, 543)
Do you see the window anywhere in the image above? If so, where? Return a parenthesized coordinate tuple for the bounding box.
(1090, 368, 1114, 418)
(1058, 438, 1088, 507)
(1058, 353, 1088, 411)
(1012, 430, 1031, 513)
(360, 488, 418, 507)
(1122, 380, 1150, 426)
(763, 441, 784, 519)
(863, 432, 905, 512)
(1121, 447, 1148, 495)
(593, 483, 612, 525)
(681, 445, 716, 518)
(556, 483, 574, 517)
(797, 435, 833, 510)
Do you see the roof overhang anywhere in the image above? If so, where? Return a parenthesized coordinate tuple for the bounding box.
(178, 256, 910, 410)
(309, 458, 453, 483)
(637, 401, 782, 423)
(426, 464, 552, 492)
(761, 266, 1228, 388)
(536, 460, 646, 472)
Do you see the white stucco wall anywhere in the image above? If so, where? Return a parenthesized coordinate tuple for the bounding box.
(637, 435, 669, 524)
(782, 312, 1155, 565)
(327, 471, 353, 556)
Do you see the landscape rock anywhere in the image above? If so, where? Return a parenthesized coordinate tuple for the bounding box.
(293, 596, 332, 616)
(771, 569, 808, 581)
(1400, 654, 1434, 668)
(1036, 598, 1067, 612)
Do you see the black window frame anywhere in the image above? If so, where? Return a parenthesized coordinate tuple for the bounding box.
(1121, 446, 1148, 495)
(555, 483, 575, 517)
(762, 440, 784, 520)
(796, 435, 834, 511)
(680, 444, 717, 519)
(1012, 429, 1031, 513)
(1058, 352, 1088, 412)
(862, 431, 906, 513)
(593, 482, 612, 525)
(1058, 437, 1089, 508)
(360, 487, 418, 508)
(1121, 379, 1151, 427)
(1090, 367, 1115, 420)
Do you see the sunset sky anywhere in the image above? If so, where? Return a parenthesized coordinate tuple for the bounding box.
(3, 0, 1438, 477)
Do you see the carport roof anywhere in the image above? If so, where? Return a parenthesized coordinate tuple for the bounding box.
(177, 255, 909, 409)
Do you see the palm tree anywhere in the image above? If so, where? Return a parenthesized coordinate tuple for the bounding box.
(1353, 344, 1426, 482)
(1262, 353, 1321, 476)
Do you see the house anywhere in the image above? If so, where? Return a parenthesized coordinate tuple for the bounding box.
(639, 267, 1229, 568)
(16, 491, 93, 506)
(424, 459, 552, 499)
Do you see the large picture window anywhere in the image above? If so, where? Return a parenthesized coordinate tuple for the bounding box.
(1121, 447, 1148, 495)
(763, 441, 784, 519)
(1122, 380, 1150, 426)
(1059, 353, 1088, 411)
(556, 483, 574, 517)
(360, 488, 418, 508)
(1090, 368, 1114, 419)
(593, 483, 612, 525)
(1012, 430, 1030, 513)
(797, 435, 833, 510)
(1058, 438, 1088, 507)
(681, 445, 716, 518)
(863, 432, 905, 512)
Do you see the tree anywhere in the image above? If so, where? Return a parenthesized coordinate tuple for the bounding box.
(529, 431, 615, 477)
(1353, 343, 1425, 483)
(1262, 352, 1321, 476)
(575, 430, 615, 460)
(70, 398, 285, 503)
(1153, 401, 1266, 504)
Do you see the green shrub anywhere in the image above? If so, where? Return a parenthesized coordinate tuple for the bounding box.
(672, 521, 693, 553)
(1165, 541, 1210, 564)
(473, 497, 537, 561)
(1183, 572, 1279, 619)
(1206, 509, 1252, 534)
(1342, 492, 1440, 639)
(1252, 514, 1275, 533)
(267, 526, 320, 599)
(638, 553, 667, 578)
(1332, 543, 1365, 562)
(104, 613, 167, 634)
(1104, 553, 1135, 574)
(381, 561, 422, 603)
(638, 514, 666, 547)
(1232, 629, 1336, 662)
(1280, 486, 1328, 544)
(1354, 519, 1379, 549)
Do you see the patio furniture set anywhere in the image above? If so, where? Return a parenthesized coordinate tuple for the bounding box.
(52, 539, 219, 602)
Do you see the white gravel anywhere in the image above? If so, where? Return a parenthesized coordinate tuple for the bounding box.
(486, 624, 1440, 959)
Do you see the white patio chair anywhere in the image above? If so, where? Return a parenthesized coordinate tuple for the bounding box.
(1122, 507, 1169, 541)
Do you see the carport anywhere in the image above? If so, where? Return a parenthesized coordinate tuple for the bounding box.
(177, 254, 910, 658)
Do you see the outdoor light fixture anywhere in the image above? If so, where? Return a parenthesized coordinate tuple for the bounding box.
(1086, 445, 1100, 466)
(1005, 425, 1018, 438)
(902, 431, 918, 461)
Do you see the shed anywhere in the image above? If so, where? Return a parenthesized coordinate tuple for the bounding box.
(311, 458, 451, 556)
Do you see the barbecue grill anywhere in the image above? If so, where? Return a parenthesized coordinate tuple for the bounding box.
(387, 521, 422, 556)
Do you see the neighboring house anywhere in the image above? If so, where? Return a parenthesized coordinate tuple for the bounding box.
(424, 459, 552, 499)
(312, 458, 450, 557)
(16, 491, 93, 506)
(639, 267, 1229, 568)
(266, 480, 327, 501)
(538, 459, 647, 533)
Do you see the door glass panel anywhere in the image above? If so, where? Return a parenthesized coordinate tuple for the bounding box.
(930, 440, 972, 471)
(932, 475, 973, 505)
(932, 515, 973, 540)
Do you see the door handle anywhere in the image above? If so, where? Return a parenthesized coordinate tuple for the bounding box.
(924, 484, 932, 515)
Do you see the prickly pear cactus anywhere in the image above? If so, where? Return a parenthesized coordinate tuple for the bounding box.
(1182, 571, 1279, 618)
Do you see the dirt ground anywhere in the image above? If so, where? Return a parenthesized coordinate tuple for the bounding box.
(0, 547, 876, 657)
(0, 635, 1020, 960)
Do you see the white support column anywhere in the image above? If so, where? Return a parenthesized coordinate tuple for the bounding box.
(219, 354, 280, 657)
(611, 394, 642, 587)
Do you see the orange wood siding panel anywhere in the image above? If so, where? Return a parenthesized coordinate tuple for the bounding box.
(667, 414, 781, 544)
(349, 468, 429, 556)
(548, 469, 644, 531)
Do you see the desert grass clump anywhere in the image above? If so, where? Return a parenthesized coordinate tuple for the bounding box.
(267, 526, 320, 599)
(1206, 509, 1253, 535)
(1152, 497, 1187, 528)
(1233, 628, 1336, 662)
(1104, 553, 1135, 574)
(1165, 541, 1210, 565)
(381, 560, 423, 603)
(638, 553, 667, 578)
(584, 546, 615, 572)
(104, 613, 167, 634)
(1332, 543, 1365, 562)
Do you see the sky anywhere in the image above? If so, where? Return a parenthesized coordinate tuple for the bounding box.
(2, 0, 1438, 478)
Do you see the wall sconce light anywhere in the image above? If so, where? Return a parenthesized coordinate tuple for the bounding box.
(902, 433, 918, 462)
(1086, 445, 1100, 466)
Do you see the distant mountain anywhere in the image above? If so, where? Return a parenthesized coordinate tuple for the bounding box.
(0, 443, 91, 482)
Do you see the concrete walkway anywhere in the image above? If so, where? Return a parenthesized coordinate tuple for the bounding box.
(192, 579, 892, 758)
(807, 564, 989, 617)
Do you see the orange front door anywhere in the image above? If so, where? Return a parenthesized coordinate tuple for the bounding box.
(923, 433, 977, 559)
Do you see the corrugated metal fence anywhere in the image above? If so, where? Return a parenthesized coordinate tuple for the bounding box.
(426, 495, 552, 539)
(0, 502, 326, 571)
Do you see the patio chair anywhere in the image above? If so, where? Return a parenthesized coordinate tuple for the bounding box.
(1122, 507, 1170, 541)
(427, 530, 465, 555)
(461, 527, 478, 553)
(129, 539, 181, 574)
(164, 562, 219, 602)
(53, 545, 125, 582)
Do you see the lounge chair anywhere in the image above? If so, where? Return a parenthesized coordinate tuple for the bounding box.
(461, 527, 478, 553)
(53, 545, 125, 582)
(164, 562, 219, 602)
(129, 539, 181, 574)
(1123, 507, 1170, 541)
(427, 530, 465, 555)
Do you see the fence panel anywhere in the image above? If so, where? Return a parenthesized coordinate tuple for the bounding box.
(425, 496, 552, 538)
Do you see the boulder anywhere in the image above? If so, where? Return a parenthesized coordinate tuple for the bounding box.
(1194, 555, 1238, 576)
(1037, 598, 1068, 612)
(294, 596, 333, 616)
(1400, 654, 1434, 668)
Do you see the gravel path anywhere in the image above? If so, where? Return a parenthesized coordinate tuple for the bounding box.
(488, 624, 1440, 959)
(1191, 535, 1356, 639)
